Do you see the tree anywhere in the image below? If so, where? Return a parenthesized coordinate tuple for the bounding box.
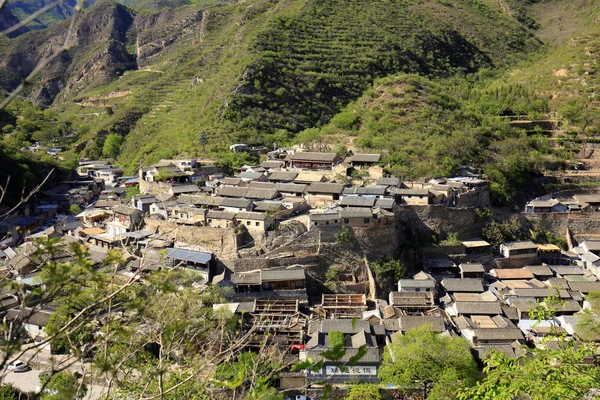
(40, 371, 87, 400)
(346, 384, 381, 400)
(102, 133, 123, 159)
(458, 291, 600, 400)
(378, 326, 478, 399)
(199, 131, 208, 152)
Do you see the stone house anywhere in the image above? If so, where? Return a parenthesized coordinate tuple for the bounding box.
(393, 188, 431, 205)
(206, 211, 237, 228)
(307, 183, 345, 208)
(236, 211, 274, 232)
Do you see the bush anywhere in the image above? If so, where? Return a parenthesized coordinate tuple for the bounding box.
(346, 384, 382, 400)
(334, 226, 353, 243)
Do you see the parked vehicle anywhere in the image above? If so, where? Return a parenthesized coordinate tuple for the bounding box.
(7, 360, 29, 372)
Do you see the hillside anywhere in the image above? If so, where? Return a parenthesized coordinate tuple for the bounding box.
(0, 0, 543, 173)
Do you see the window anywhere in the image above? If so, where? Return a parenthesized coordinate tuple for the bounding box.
(255, 222, 260, 227)
(326, 221, 329, 225)
(363, 218, 370, 223)
(344, 218, 349, 224)
(246, 221, 251, 226)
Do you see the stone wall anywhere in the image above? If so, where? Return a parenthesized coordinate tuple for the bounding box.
(525, 212, 600, 243)
(144, 218, 241, 257)
(457, 188, 490, 208)
(397, 205, 485, 243)
(139, 179, 172, 196)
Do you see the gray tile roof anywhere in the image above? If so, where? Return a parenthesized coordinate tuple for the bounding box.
(113, 205, 138, 216)
(459, 263, 485, 273)
(502, 241, 537, 250)
(454, 301, 502, 315)
(275, 183, 307, 194)
(286, 152, 338, 162)
(261, 268, 305, 282)
(218, 186, 249, 198)
(248, 182, 276, 190)
(398, 316, 445, 332)
(244, 188, 280, 200)
(236, 211, 268, 221)
(345, 153, 381, 163)
(394, 188, 430, 196)
(316, 319, 371, 334)
(377, 177, 401, 187)
(441, 278, 484, 293)
(342, 185, 387, 196)
(340, 208, 372, 218)
(398, 279, 436, 289)
(268, 171, 298, 182)
(260, 160, 284, 169)
(340, 197, 376, 207)
(308, 182, 345, 194)
(567, 281, 600, 293)
(310, 213, 340, 222)
(206, 210, 236, 220)
(222, 177, 243, 185)
(549, 266, 585, 276)
(375, 198, 395, 209)
(526, 265, 554, 277)
(219, 197, 253, 209)
(473, 328, 524, 341)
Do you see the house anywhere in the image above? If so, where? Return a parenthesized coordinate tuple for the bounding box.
(459, 263, 485, 280)
(164, 248, 213, 281)
(395, 316, 446, 335)
(525, 198, 567, 213)
(309, 213, 341, 230)
(268, 171, 299, 183)
(206, 211, 237, 228)
(142, 163, 189, 183)
(376, 177, 401, 188)
(319, 294, 368, 319)
(275, 183, 307, 198)
(260, 160, 284, 170)
(446, 301, 503, 317)
(499, 241, 538, 259)
(169, 184, 201, 197)
(5, 307, 53, 342)
(490, 268, 535, 280)
(537, 244, 561, 264)
(236, 211, 275, 232)
(134, 195, 157, 213)
(340, 196, 375, 208)
(462, 239, 493, 254)
(106, 206, 142, 238)
(342, 185, 387, 199)
(397, 279, 436, 295)
(388, 291, 435, 312)
(580, 240, 600, 256)
(244, 188, 281, 201)
(217, 186, 249, 198)
(393, 188, 431, 206)
(525, 265, 555, 280)
(344, 153, 381, 168)
(303, 319, 383, 384)
(285, 152, 340, 171)
(339, 208, 394, 228)
(260, 268, 306, 292)
(307, 183, 345, 208)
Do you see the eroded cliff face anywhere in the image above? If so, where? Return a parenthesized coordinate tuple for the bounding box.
(0, 0, 205, 106)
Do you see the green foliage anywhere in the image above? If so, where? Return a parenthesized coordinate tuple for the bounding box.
(102, 133, 124, 159)
(457, 342, 599, 400)
(68, 203, 82, 215)
(531, 227, 568, 250)
(371, 258, 407, 282)
(125, 186, 141, 202)
(325, 265, 343, 288)
(328, 330, 345, 349)
(40, 371, 87, 400)
(334, 226, 353, 243)
(345, 384, 381, 400)
(0, 384, 21, 400)
(440, 232, 461, 246)
(379, 326, 478, 399)
(481, 215, 525, 246)
(213, 352, 282, 397)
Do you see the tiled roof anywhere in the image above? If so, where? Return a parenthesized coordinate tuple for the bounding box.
(441, 278, 484, 293)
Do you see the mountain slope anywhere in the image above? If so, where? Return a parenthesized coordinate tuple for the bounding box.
(1, 0, 542, 173)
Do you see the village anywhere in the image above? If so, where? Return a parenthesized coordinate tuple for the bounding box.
(2, 148, 600, 395)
